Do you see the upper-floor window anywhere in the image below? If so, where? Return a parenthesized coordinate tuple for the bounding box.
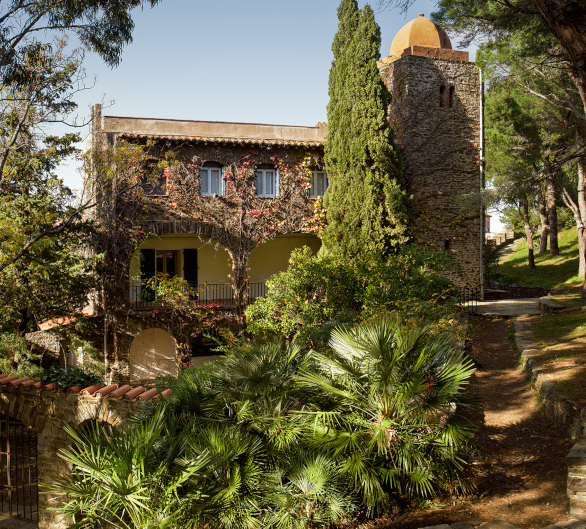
(308, 171, 328, 197)
(140, 160, 166, 196)
(255, 167, 279, 197)
(440, 85, 455, 108)
(200, 162, 224, 196)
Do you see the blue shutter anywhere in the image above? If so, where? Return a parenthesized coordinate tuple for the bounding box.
(200, 168, 207, 195)
(275, 169, 280, 197)
(255, 170, 261, 196)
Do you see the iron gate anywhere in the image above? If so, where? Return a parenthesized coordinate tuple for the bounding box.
(0, 413, 38, 521)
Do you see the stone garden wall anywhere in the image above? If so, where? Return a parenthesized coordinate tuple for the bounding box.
(0, 375, 163, 528)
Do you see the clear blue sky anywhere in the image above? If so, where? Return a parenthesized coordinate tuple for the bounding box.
(69, 0, 475, 135)
(62, 0, 497, 227)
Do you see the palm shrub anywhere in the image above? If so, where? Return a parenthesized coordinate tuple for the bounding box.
(297, 315, 477, 514)
(50, 321, 476, 527)
(48, 409, 211, 529)
(112, 340, 356, 529)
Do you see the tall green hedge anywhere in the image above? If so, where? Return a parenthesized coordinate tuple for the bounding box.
(322, 0, 411, 259)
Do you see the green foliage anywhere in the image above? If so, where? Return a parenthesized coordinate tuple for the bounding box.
(52, 316, 476, 528)
(48, 411, 202, 529)
(245, 246, 459, 346)
(498, 228, 582, 287)
(0, 39, 104, 358)
(0, 333, 44, 378)
(322, 0, 410, 260)
(42, 365, 102, 389)
(144, 275, 194, 306)
(297, 317, 477, 513)
(1, 0, 162, 81)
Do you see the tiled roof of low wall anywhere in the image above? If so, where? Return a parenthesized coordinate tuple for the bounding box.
(0, 374, 169, 401)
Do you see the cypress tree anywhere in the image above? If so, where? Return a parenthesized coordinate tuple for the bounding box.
(322, 1, 410, 259)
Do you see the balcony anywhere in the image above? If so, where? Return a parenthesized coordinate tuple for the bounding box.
(129, 282, 268, 309)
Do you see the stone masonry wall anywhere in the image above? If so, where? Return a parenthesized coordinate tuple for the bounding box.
(0, 385, 137, 529)
(380, 55, 482, 288)
(568, 439, 586, 519)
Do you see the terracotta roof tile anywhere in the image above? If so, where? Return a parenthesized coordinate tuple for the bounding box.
(119, 132, 324, 148)
(0, 374, 169, 401)
(37, 309, 96, 332)
(97, 384, 118, 397)
(124, 386, 145, 400)
(111, 385, 132, 398)
(80, 384, 103, 395)
(138, 388, 158, 400)
(11, 376, 31, 387)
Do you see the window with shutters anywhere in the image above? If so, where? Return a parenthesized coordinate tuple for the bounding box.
(255, 167, 279, 197)
(200, 162, 224, 196)
(308, 171, 328, 197)
(155, 251, 177, 277)
(140, 160, 167, 195)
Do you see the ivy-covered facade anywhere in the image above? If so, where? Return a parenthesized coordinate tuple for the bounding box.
(87, 105, 327, 384)
(85, 13, 483, 385)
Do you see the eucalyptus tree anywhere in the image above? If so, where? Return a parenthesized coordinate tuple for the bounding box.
(0, 0, 162, 274)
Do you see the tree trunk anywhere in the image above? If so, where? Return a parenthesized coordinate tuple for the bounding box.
(536, 180, 549, 254)
(578, 158, 586, 277)
(544, 157, 559, 256)
(529, 0, 586, 107)
(521, 194, 536, 269)
(562, 158, 586, 280)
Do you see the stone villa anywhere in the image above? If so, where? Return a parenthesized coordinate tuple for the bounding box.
(83, 13, 483, 386)
(0, 16, 483, 527)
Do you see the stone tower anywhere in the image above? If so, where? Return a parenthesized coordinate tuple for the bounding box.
(379, 14, 483, 291)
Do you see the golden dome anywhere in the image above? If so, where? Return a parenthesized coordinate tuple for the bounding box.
(390, 14, 452, 56)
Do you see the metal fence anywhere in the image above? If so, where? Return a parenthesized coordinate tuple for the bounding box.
(0, 414, 38, 522)
(460, 287, 479, 313)
(130, 281, 268, 309)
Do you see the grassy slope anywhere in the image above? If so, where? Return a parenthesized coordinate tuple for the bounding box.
(495, 228, 582, 289)
(497, 228, 586, 404)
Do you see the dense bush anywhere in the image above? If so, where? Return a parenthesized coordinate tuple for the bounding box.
(42, 365, 103, 389)
(245, 245, 460, 346)
(0, 333, 44, 378)
(51, 316, 477, 529)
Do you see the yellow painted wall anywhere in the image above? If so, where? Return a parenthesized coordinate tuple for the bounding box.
(190, 355, 222, 367)
(248, 234, 321, 282)
(130, 234, 232, 285)
(129, 328, 177, 383)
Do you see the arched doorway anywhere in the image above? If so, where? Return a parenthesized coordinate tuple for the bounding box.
(129, 328, 177, 383)
(0, 413, 38, 522)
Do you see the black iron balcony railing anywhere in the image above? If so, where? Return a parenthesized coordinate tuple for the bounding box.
(129, 282, 268, 309)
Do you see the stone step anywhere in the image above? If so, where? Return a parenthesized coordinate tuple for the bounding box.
(418, 520, 586, 529)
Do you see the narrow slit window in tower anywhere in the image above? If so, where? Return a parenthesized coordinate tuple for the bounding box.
(448, 86, 455, 108)
(439, 85, 445, 107)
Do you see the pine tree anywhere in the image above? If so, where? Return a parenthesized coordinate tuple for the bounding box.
(322, 1, 410, 259)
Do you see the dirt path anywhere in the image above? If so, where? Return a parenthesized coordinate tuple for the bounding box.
(382, 316, 574, 529)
